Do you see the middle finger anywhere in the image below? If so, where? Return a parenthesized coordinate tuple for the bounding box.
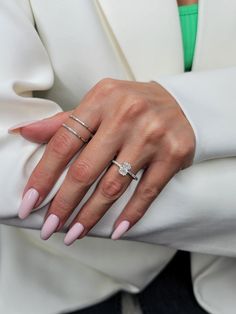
(40, 124, 121, 240)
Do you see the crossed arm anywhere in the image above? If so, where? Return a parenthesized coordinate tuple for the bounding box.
(1, 1, 236, 255)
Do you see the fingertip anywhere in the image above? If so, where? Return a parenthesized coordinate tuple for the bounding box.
(17, 188, 39, 220)
(111, 220, 130, 240)
(40, 214, 60, 240)
(20, 112, 71, 143)
(64, 223, 85, 246)
(8, 120, 39, 134)
(20, 124, 48, 143)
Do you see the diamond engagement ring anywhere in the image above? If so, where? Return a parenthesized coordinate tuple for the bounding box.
(111, 160, 138, 181)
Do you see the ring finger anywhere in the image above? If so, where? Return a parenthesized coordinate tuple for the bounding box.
(63, 148, 146, 245)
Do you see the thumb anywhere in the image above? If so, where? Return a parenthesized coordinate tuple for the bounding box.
(8, 111, 72, 144)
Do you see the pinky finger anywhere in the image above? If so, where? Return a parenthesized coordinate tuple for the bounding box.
(111, 161, 177, 240)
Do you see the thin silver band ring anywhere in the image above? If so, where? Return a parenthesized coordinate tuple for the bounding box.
(62, 123, 90, 143)
(69, 114, 95, 135)
(112, 160, 138, 181)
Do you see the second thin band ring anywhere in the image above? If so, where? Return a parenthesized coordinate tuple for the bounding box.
(62, 123, 90, 143)
(69, 114, 95, 135)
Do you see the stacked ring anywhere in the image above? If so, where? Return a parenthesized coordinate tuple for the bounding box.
(62, 114, 94, 143)
(62, 123, 90, 143)
(69, 114, 95, 135)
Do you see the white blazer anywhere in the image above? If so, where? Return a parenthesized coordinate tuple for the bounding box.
(1, 0, 236, 313)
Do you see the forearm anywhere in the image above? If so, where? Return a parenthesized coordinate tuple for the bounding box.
(2, 156, 236, 258)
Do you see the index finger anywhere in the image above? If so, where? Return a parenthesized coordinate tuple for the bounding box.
(18, 110, 99, 219)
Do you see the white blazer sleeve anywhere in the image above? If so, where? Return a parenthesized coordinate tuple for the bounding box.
(0, 1, 63, 218)
(2, 1, 236, 258)
(156, 67, 236, 163)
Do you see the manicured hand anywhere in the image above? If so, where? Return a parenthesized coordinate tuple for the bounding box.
(9, 79, 195, 245)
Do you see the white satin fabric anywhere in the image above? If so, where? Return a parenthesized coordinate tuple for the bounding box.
(1, 0, 236, 313)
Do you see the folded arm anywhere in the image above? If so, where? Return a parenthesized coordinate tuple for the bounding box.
(157, 66, 236, 163)
(1, 0, 236, 257)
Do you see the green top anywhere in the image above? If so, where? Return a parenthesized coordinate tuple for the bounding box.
(178, 3, 198, 71)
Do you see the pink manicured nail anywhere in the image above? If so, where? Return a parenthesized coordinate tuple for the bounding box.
(8, 120, 39, 134)
(40, 214, 60, 240)
(111, 220, 130, 240)
(64, 223, 85, 246)
(18, 188, 39, 219)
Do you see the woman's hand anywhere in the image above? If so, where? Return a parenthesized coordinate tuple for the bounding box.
(10, 79, 195, 245)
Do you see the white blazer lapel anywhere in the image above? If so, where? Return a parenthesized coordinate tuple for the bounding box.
(193, 0, 236, 71)
(95, 0, 184, 81)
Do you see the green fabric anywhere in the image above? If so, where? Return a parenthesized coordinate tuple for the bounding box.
(178, 3, 198, 71)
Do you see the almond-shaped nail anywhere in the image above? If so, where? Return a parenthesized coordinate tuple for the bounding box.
(111, 220, 130, 240)
(64, 223, 85, 246)
(18, 188, 39, 219)
(8, 120, 39, 134)
(40, 214, 60, 240)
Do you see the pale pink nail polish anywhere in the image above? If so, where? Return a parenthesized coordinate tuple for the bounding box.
(40, 214, 60, 240)
(111, 220, 130, 240)
(18, 188, 39, 219)
(64, 223, 85, 246)
(8, 120, 39, 134)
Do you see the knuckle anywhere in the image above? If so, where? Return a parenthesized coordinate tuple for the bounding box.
(168, 137, 192, 161)
(139, 185, 159, 203)
(183, 144, 195, 162)
(94, 78, 118, 94)
(69, 160, 92, 185)
(52, 195, 72, 214)
(78, 210, 102, 230)
(123, 96, 147, 120)
(48, 132, 72, 158)
(30, 167, 52, 189)
(134, 207, 145, 220)
(100, 179, 123, 201)
(126, 207, 145, 222)
(146, 119, 166, 142)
